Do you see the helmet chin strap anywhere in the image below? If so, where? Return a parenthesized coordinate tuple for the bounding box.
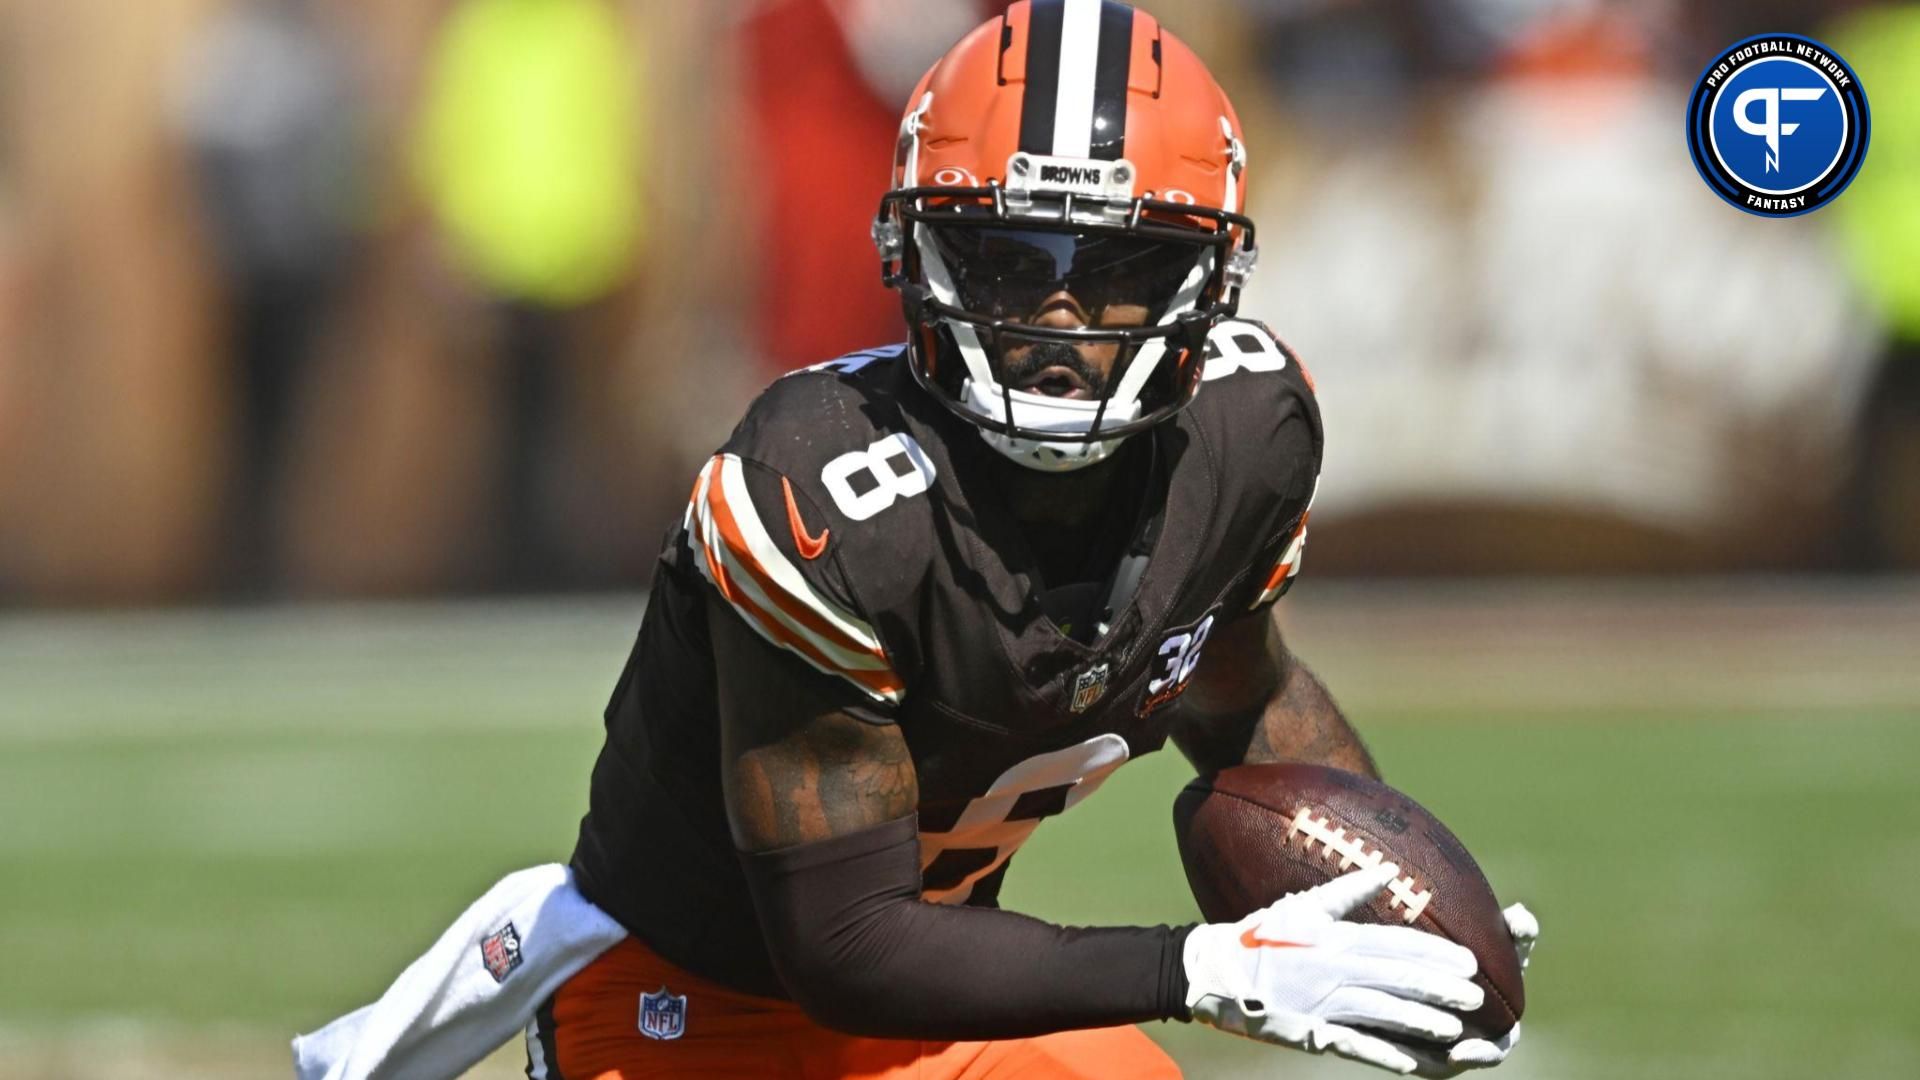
(960, 377, 1142, 473)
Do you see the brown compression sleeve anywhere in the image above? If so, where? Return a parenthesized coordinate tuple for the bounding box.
(738, 814, 1194, 1040)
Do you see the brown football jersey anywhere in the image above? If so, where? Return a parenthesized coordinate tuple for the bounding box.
(570, 320, 1321, 996)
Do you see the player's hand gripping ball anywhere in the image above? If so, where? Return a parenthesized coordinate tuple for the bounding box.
(1175, 765, 1533, 1072)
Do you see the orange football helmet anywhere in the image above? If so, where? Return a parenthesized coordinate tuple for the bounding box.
(873, 0, 1256, 471)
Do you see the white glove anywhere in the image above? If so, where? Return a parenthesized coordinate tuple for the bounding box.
(1184, 864, 1485, 1075)
(1390, 902, 1540, 1078)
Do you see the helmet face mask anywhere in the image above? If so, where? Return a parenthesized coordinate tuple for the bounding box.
(873, 2, 1258, 472)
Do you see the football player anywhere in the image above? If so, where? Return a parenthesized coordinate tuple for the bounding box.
(296, 3, 1537, 1078)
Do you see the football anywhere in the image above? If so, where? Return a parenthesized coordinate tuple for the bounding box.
(1173, 763, 1525, 1039)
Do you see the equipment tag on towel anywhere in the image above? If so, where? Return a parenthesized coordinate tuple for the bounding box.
(479, 923, 523, 983)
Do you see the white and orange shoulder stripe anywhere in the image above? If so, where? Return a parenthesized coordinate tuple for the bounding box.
(685, 454, 905, 705)
(1249, 480, 1317, 611)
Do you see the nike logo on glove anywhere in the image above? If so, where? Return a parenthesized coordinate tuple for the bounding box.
(783, 477, 830, 559)
(1239, 928, 1312, 950)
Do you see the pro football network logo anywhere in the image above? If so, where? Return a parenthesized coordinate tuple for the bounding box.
(1686, 34, 1869, 217)
(639, 985, 688, 1041)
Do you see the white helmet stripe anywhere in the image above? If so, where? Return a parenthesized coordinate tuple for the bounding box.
(1050, 0, 1104, 158)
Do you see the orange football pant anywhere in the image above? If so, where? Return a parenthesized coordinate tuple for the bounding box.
(528, 936, 1184, 1079)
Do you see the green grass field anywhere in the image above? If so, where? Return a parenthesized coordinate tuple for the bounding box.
(3, 585, 1917, 1079)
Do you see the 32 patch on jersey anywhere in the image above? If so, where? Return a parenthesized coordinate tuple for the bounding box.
(1138, 609, 1217, 716)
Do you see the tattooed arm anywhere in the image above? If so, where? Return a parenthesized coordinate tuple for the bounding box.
(708, 590, 913, 856)
(720, 665, 919, 853)
(710, 597, 1191, 1038)
(1168, 608, 1378, 779)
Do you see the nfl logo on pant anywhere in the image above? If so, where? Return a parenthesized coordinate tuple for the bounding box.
(639, 985, 688, 1041)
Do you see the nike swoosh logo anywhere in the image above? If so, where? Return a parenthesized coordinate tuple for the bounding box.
(782, 477, 830, 560)
(1240, 928, 1312, 950)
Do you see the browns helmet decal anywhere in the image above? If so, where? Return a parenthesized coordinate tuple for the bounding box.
(873, 1, 1260, 472)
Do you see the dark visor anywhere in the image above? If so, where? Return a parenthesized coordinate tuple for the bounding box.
(925, 226, 1208, 325)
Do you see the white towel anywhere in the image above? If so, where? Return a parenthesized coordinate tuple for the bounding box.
(292, 863, 627, 1080)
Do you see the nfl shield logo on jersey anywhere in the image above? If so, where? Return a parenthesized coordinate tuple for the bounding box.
(639, 985, 688, 1041)
(1070, 663, 1110, 713)
(478, 922, 522, 983)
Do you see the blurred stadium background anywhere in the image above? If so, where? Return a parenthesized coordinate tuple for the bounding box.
(1, 1, 1915, 1078)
